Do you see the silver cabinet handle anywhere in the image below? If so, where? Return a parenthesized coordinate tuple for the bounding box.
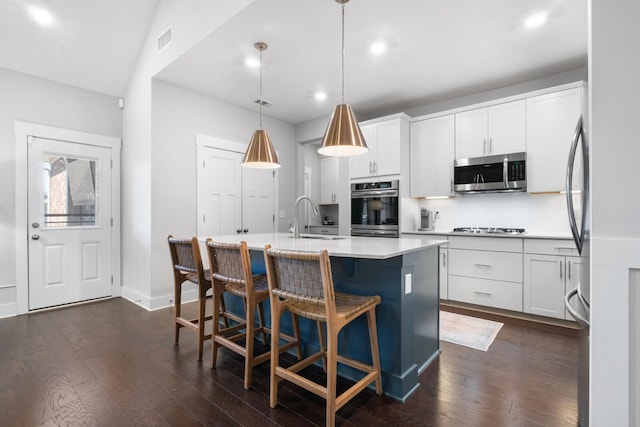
(560, 260, 563, 279)
(553, 247, 575, 251)
(442, 252, 446, 267)
(473, 291, 492, 296)
(31, 234, 40, 240)
(473, 263, 492, 268)
(489, 137, 492, 154)
(567, 260, 572, 280)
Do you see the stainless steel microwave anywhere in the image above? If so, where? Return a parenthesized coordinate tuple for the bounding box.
(454, 152, 526, 193)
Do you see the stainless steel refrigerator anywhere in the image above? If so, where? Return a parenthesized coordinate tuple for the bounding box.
(564, 114, 590, 427)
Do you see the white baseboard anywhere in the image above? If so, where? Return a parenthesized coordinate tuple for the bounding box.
(0, 302, 17, 319)
(120, 286, 198, 311)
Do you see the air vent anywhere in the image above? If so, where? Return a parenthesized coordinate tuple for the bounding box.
(254, 99, 272, 107)
(157, 26, 173, 52)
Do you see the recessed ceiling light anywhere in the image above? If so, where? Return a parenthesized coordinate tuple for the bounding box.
(315, 92, 327, 101)
(245, 57, 260, 68)
(524, 12, 548, 29)
(28, 5, 54, 26)
(370, 41, 386, 54)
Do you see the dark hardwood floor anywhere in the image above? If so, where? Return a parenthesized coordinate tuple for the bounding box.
(0, 298, 579, 426)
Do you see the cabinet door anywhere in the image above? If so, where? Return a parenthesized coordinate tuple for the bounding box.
(320, 157, 339, 204)
(565, 256, 583, 320)
(526, 88, 582, 192)
(349, 125, 375, 178)
(373, 120, 401, 176)
(455, 108, 487, 159)
(524, 254, 566, 319)
(410, 115, 454, 197)
(487, 100, 526, 155)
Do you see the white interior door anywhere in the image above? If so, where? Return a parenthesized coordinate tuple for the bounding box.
(242, 167, 276, 234)
(28, 137, 112, 310)
(197, 144, 276, 237)
(197, 147, 242, 236)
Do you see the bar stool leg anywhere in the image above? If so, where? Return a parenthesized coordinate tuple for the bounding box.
(257, 302, 268, 345)
(326, 329, 338, 427)
(270, 304, 283, 408)
(197, 287, 207, 361)
(211, 286, 224, 369)
(244, 295, 255, 390)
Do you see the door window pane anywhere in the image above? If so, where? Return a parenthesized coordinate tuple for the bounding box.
(44, 155, 97, 227)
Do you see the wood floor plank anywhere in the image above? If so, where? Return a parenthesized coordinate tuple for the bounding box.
(0, 298, 579, 426)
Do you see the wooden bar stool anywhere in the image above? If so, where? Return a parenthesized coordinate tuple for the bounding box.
(263, 246, 383, 427)
(167, 235, 216, 361)
(206, 239, 302, 390)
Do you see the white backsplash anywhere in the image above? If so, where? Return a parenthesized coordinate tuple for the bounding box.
(411, 192, 573, 235)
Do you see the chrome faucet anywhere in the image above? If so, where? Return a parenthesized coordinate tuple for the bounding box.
(293, 195, 319, 239)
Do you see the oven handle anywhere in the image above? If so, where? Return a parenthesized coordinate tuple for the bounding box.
(351, 190, 398, 198)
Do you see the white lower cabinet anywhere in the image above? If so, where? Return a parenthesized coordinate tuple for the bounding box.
(523, 239, 581, 320)
(447, 236, 523, 312)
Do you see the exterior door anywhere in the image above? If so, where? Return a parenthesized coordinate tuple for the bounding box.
(28, 137, 112, 310)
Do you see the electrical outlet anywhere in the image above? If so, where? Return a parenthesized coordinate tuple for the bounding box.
(405, 273, 412, 294)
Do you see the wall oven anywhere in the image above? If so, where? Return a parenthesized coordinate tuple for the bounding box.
(351, 180, 399, 238)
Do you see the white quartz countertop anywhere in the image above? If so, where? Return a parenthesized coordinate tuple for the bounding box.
(204, 233, 447, 260)
(402, 230, 574, 240)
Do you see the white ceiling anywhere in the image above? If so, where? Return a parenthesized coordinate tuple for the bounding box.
(0, 0, 587, 125)
(0, 0, 159, 96)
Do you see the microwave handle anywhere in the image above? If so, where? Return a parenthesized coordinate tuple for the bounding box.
(503, 158, 508, 188)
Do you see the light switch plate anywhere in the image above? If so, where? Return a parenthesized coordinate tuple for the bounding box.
(279, 210, 286, 219)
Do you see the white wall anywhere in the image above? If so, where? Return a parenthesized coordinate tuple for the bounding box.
(121, 0, 255, 304)
(0, 67, 122, 317)
(146, 79, 296, 304)
(589, 0, 640, 425)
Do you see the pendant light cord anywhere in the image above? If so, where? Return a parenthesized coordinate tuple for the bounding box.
(341, 2, 345, 104)
(259, 47, 263, 128)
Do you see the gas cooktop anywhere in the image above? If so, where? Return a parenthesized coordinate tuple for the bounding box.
(452, 227, 526, 235)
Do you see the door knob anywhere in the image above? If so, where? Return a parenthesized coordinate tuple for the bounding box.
(236, 228, 242, 234)
(32, 222, 40, 228)
(243, 228, 249, 233)
(31, 234, 40, 240)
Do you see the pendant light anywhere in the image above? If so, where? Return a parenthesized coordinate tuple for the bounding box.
(318, 0, 369, 157)
(242, 42, 280, 169)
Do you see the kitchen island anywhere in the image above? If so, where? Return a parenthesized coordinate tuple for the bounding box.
(206, 232, 447, 401)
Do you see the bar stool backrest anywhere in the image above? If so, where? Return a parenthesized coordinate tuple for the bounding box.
(265, 248, 336, 312)
(208, 241, 251, 286)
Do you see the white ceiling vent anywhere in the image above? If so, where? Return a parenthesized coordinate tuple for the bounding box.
(157, 26, 173, 52)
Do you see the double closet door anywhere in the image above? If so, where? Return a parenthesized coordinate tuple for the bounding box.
(197, 144, 277, 237)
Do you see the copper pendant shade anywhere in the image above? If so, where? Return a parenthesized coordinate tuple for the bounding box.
(318, 0, 369, 157)
(317, 104, 368, 156)
(242, 42, 280, 169)
(243, 129, 280, 168)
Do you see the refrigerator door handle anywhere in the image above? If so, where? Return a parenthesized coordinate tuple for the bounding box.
(566, 115, 587, 254)
(565, 287, 590, 328)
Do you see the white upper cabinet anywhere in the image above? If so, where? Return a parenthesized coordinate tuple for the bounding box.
(526, 88, 583, 193)
(454, 100, 526, 159)
(350, 117, 408, 179)
(410, 114, 454, 197)
(320, 156, 340, 204)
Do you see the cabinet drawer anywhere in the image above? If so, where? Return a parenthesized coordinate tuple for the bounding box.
(309, 226, 339, 236)
(448, 236, 522, 252)
(449, 275, 523, 312)
(449, 249, 523, 283)
(524, 239, 579, 256)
